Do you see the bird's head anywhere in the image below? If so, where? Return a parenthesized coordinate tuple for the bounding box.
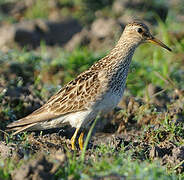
(123, 22, 171, 52)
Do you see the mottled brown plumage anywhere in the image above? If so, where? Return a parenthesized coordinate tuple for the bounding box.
(7, 21, 171, 150)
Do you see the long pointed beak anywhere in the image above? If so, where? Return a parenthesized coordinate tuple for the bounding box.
(147, 37, 172, 52)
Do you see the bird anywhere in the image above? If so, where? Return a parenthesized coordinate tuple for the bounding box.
(7, 21, 171, 150)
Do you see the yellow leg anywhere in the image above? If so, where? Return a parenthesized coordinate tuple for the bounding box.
(71, 128, 79, 150)
(78, 132, 84, 150)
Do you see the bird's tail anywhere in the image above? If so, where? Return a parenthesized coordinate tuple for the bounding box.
(6, 122, 37, 135)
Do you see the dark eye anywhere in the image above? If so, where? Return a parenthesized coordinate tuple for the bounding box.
(137, 28, 143, 33)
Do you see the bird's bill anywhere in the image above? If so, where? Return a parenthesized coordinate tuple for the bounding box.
(147, 37, 172, 52)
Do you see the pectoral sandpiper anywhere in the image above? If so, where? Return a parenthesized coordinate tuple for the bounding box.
(7, 21, 171, 150)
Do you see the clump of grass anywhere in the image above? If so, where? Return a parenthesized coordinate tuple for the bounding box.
(53, 48, 105, 83)
(24, 0, 50, 19)
(55, 144, 179, 179)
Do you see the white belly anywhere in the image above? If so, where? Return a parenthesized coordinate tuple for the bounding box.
(96, 91, 122, 114)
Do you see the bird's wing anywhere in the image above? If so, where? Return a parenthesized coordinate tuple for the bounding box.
(7, 70, 102, 128)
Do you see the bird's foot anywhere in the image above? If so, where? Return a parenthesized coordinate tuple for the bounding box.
(71, 128, 79, 150)
(78, 132, 84, 150)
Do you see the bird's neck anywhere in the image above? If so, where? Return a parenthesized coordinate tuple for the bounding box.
(104, 37, 139, 93)
(91, 35, 139, 79)
(107, 37, 138, 73)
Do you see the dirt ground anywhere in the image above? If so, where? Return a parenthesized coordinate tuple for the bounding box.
(0, 89, 183, 179)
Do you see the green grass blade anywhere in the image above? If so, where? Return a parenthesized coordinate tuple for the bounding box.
(80, 114, 100, 162)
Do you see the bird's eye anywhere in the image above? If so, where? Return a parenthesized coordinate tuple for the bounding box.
(137, 28, 143, 33)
